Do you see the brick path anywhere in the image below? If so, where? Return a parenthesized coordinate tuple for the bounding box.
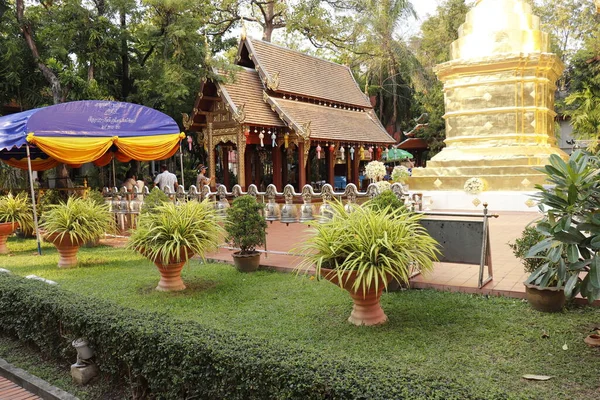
(0, 376, 41, 400)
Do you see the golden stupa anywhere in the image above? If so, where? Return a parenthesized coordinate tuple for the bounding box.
(411, 0, 567, 191)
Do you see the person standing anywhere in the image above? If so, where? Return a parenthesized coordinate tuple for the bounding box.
(196, 165, 210, 188)
(153, 164, 178, 191)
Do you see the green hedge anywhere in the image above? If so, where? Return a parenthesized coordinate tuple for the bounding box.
(0, 274, 514, 399)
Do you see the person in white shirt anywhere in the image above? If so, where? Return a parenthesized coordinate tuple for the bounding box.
(153, 164, 178, 191)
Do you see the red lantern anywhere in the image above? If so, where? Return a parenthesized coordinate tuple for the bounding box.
(329, 143, 335, 152)
(244, 127, 250, 139)
(376, 146, 382, 159)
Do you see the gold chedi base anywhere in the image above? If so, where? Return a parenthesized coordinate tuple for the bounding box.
(412, 0, 568, 192)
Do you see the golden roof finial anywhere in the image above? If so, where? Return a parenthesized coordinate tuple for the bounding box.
(240, 17, 247, 41)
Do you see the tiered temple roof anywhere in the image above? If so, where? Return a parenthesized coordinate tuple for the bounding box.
(188, 37, 395, 145)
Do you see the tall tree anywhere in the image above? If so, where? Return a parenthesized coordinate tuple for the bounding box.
(410, 0, 471, 156)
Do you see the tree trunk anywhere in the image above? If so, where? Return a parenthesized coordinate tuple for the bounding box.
(120, 9, 131, 99)
(16, 0, 62, 105)
(262, 1, 275, 42)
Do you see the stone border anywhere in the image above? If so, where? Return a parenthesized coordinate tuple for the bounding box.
(0, 357, 79, 400)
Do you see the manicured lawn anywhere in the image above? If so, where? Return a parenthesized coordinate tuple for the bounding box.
(1, 236, 599, 399)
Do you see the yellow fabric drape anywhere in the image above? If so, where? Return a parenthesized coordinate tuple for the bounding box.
(2, 157, 60, 171)
(26, 132, 184, 165)
(115, 133, 185, 161)
(27, 134, 115, 165)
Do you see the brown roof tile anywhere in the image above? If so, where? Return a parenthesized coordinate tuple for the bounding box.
(247, 39, 372, 109)
(267, 97, 395, 144)
(219, 67, 285, 127)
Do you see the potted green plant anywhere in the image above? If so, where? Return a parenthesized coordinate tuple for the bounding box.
(40, 196, 114, 268)
(225, 195, 267, 272)
(128, 200, 223, 291)
(297, 200, 439, 326)
(526, 150, 600, 305)
(510, 226, 566, 312)
(0, 193, 33, 254)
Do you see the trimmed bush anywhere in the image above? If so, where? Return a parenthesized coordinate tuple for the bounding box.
(0, 274, 513, 399)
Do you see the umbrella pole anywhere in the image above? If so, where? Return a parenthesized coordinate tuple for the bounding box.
(179, 142, 185, 189)
(112, 157, 116, 188)
(25, 144, 42, 255)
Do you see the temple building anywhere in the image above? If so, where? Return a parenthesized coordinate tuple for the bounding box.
(184, 36, 395, 191)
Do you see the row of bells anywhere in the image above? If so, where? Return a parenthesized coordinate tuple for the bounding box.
(214, 198, 350, 224)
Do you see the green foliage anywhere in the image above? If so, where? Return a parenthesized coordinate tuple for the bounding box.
(369, 190, 406, 215)
(84, 189, 106, 207)
(38, 190, 65, 215)
(140, 187, 170, 214)
(0, 272, 517, 400)
(40, 196, 114, 244)
(225, 195, 267, 254)
(297, 201, 439, 294)
(527, 150, 600, 301)
(128, 200, 223, 264)
(0, 193, 33, 232)
(509, 226, 548, 274)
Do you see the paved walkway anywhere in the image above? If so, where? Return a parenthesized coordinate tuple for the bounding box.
(204, 209, 542, 299)
(0, 376, 41, 399)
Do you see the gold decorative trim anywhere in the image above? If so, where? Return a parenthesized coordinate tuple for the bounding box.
(214, 134, 238, 145)
(182, 113, 193, 130)
(213, 127, 239, 136)
(266, 71, 280, 91)
(298, 121, 311, 140)
(232, 103, 246, 123)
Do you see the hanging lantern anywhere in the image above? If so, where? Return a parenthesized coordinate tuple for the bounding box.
(186, 135, 193, 151)
(383, 147, 389, 159)
(259, 129, 265, 147)
(369, 146, 374, 157)
(359, 146, 365, 160)
(350, 146, 355, 160)
(329, 143, 335, 153)
(284, 132, 289, 148)
(376, 146, 382, 159)
(340, 145, 345, 160)
(271, 130, 277, 147)
(316, 144, 322, 159)
(244, 127, 250, 139)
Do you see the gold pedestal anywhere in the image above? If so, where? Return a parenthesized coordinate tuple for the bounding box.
(412, 0, 567, 191)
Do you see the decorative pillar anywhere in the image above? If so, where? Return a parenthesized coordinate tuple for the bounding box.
(327, 146, 335, 186)
(298, 141, 307, 189)
(207, 122, 216, 189)
(272, 143, 282, 190)
(222, 147, 230, 189)
(245, 146, 252, 188)
(352, 147, 360, 188)
(237, 125, 246, 189)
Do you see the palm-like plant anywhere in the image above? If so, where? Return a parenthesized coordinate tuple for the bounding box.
(40, 196, 114, 243)
(0, 192, 33, 231)
(298, 200, 439, 295)
(128, 200, 223, 265)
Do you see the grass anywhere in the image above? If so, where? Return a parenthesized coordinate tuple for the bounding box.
(1, 236, 600, 399)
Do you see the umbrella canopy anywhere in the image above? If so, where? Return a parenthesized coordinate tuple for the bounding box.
(0, 101, 184, 170)
(383, 148, 413, 162)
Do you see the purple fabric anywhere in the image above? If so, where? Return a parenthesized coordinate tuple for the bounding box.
(0, 101, 179, 151)
(27, 101, 180, 137)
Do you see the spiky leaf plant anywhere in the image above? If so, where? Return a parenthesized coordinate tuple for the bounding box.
(297, 200, 440, 295)
(40, 197, 114, 243)
(128, 200, 224, 264)
(0, 193, 33, 232)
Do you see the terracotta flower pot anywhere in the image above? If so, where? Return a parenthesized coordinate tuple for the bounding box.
(147, 248, 193, 292)
(0, 222, 19, 255)
(584, 334, 600, 348)
(43, 232, 85, 268)
(524, 283, 565, 313)
(321, 268, 391, 326)
(232, 251, 260, 272)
